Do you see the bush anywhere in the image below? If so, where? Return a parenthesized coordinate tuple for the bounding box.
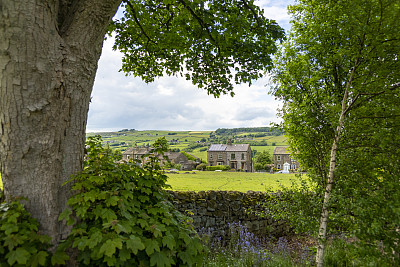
(196, 163, 207, 171)
(206, 165, 230, 171)
(60, 136, 203, 266)
(0, 199, 68, 266)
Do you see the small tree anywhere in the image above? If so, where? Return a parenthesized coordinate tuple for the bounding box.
(254, 151, 272, 171)
(196, 163, 207, 171)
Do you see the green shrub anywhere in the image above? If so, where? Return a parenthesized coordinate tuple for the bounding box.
(60, 136, 203, 266)
(196, 163, 207, 171)
(206, 165, 230, 171)
(0, 199, 68, 266)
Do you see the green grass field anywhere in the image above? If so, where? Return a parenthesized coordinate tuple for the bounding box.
(165, 171, 303, 192)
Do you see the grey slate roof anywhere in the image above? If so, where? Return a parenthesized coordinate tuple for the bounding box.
(208, 144, 250, 152)
(273, 146, 289, 155)
(208, 144, 227, 151)
(225, 144, 249, 152)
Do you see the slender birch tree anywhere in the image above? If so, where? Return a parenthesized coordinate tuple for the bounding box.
(271, 0, 400, 265)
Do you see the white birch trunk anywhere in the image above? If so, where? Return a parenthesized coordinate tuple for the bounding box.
(315, 65, 357, 266)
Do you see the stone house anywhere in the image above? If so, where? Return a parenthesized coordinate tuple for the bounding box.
(207, 143, 253, 172)
(122, 148, 199, 171)
(273, 146, 300, 172)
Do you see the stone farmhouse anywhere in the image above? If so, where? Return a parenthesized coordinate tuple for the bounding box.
(273, 146, 300, 172)
(122, 147, 199, 171)
(207, 143, 253, 172)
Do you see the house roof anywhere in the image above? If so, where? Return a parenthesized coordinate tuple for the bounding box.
(164, 152, 183, 161)
(208, 144, 250, 152)
(208, 144, 227, 151)
(122, 147, 151, 155)
(225, 144, 250, 152)
(273, 146, 290, 155)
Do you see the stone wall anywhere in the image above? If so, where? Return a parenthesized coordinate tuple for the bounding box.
(166, 190, 291, 239)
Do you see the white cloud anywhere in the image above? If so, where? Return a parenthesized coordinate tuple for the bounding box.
(87, 1, 293, 132)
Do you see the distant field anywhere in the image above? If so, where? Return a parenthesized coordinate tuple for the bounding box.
(165, 171, 304, 192)
(0, 172, 305, 193)
(88, 129, 288, 162)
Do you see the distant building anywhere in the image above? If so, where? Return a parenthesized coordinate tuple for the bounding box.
(122, 147, 199, 171)
(273, 147, 300, 172)
(207, 143, 253, 172)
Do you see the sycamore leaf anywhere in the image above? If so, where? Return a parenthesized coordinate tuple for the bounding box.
(162, 234, 176, 250)
(119, 248, 132, 262)
(126, 235, 145, 254)
(102, 209, 117, 223)
(150, 251, 175, 267)
(105, 196, 120, 207)
(30, 251, 49, 267)
(87, 230, 103, 249)
(99, 238, 123, 258)
(145, 239, 160, 256)
(7, 247, 31, 265)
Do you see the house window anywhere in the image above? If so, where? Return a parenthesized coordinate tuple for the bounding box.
(210, 154, 213, 159)
(277, 164, 281, 169)
(218, 154, 222, 160)
(217, 162, 223, 165)
(241, 153, 245, 160)
(126, 155, 130, 159)
(231, 153, 235, 160)
(277, 155, 281, 161)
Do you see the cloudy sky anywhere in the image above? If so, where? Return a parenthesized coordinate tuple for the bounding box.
(87, 0, 294, 132)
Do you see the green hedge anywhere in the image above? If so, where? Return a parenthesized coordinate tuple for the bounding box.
(206, 165, 231, 171)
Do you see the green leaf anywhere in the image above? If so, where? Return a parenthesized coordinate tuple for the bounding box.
(7, 247, 31, 265)
(83, 190, 98, 202)
(105, 196, 120, 207)
(126, 235, 145, 255)
(115, 221, 132, 234)
(145, 239, 160, 256)
(30, 251, 49, 267)
(87, 229, 103, 249)
(3, 234, 23, 250)
(150, 251, 175, 267)
(162, 234, 176, 250)
(99, 238, 123, 258)
(119, 248, 132, 262)
(102, 209, 117, 223)
(51, 250, 70, 265)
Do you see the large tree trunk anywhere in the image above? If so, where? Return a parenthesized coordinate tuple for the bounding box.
(0, 0, 121, 244)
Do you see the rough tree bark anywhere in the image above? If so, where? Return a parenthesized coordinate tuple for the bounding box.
(0, 0, 121, 244)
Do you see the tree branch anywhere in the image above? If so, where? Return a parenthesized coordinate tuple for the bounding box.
(344, 82, 400, 115)
(123, 0, 155, 44)
(176, 0, 217, 44)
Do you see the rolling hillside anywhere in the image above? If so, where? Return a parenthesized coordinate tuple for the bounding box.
(87, 127, 287, 162)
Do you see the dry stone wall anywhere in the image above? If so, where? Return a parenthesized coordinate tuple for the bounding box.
(166, 190, 291, 239)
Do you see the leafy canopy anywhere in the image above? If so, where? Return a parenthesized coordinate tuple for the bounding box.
(111, 0, 285, 97)
(270, 0, 400, 263)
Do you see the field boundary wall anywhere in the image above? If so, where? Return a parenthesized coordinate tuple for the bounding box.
(166, 190, 291, 239)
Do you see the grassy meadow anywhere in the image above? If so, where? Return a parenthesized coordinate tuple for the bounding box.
(165, 171, 301, 192)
